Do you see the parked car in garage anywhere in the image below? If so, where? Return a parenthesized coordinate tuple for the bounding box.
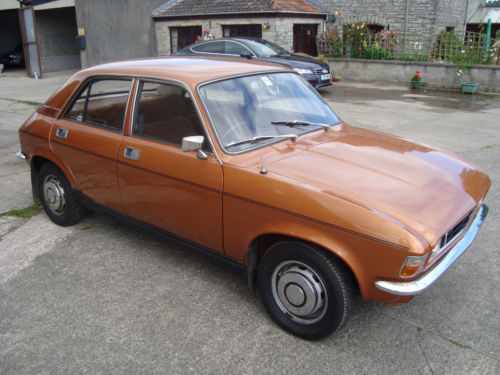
(173, 37, 332, 88)
(18, 57, 490, 340)
(0, 43, 25, 68)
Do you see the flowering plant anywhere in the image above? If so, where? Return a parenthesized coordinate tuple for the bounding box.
(201, 28, 216, 41)
(317, 26, 343, 57)
(411, 70, 421, 82)
(376, 29, 399, 54)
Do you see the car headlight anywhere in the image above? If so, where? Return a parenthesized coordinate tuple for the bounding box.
(399, 254, 428, 277)
(294, 68, 314, 75)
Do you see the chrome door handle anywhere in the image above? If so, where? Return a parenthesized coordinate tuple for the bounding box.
(55, 128, 68, 139)
(124, 146, 141, 161)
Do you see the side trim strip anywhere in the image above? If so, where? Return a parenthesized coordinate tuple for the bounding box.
(51, 139, 116, 162)
(19, 130, 48, 141)
(375, 204, 489, 296)
(117, 159, 220, 193)
(223, 191, 409, 250)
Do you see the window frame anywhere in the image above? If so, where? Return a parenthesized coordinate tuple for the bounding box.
(190, 40, 226, 55)
(170, 25, 202, 54)
(222, 24, 263, 38)
(62, 76, 133, 133)
(130, 78, 209, 149)
(190, 40, 254, 57)
(224, 41, 254, 56)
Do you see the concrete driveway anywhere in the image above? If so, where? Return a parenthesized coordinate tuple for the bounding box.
(1, 70, 499, 374)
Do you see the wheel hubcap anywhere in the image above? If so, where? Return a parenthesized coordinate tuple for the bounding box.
(272, 261, 327, 324)
(43, 174, 66, 216)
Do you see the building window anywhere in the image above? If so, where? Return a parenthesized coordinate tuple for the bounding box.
(367, 24, 385, 33)
(222, 24, 262, 38)
(446, 26, 455, 32)
(170, 26, 202, 53)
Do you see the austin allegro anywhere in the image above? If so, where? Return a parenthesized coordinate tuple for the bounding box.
(18, 57, 490, 340)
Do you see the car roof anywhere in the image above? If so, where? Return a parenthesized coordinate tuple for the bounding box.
(81, 56, 285, 83)
(46, 57, 289, 108)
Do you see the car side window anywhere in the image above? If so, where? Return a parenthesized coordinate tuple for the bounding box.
(225, 41, 250, 55)
(191, 41, 225, 54)
(132, 81, 204, 146)
(65, 78, 132, 131)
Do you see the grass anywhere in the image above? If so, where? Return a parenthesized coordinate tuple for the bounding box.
(0, 98, 43, 106)
(4, 202, 43, 219)
(448, 339, 471, 349)
(15, 99, 43, 106)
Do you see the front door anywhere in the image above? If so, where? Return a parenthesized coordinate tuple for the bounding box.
(293, 24, 318, 56)
(117, 80, 224, 253)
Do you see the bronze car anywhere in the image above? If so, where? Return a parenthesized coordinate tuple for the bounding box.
(18, 57, 490, 340)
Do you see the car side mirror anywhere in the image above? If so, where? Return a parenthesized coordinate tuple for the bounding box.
(181, 135, 208, 160)
(240, 51, 253, 59)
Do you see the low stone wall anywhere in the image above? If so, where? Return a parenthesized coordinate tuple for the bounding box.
(328, 58, 500, 92)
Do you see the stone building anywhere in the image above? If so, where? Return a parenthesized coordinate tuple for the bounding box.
(153, 0, 328, 56)
(1, 0, 495, 77)
(318, 0, 483, 36)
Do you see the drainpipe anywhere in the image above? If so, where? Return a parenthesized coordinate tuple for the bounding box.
(464, 0, 470, 34)
(485, 18, 492, 54)
(405, 0, 409, 53)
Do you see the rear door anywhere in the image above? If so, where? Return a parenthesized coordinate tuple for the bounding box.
(50, 77, 132, 212)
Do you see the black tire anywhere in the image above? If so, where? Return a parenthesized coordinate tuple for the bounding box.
(257, 241, 353, 340)
(38, 163, 84, 226)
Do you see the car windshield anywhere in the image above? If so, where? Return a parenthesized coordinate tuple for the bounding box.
(198, 72, 340, 153)
(244, 39, 291, 57)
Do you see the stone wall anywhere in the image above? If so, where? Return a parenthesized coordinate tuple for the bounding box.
(329, 58, 500, 92)
(318, 0, 483, 36)
(155, 16, 324, 55)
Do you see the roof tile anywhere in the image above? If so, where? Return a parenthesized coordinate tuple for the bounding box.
(153, 0, 327, 17)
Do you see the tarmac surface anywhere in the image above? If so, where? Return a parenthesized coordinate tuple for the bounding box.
(1, 68, 499, 374)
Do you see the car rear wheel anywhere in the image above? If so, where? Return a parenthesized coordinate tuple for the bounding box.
(257, 241, 353, 340)
(38, 163, 84, 226)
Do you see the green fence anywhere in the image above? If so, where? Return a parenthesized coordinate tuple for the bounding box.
(317, 25, 500, 68)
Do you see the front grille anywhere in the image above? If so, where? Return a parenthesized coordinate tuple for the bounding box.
(429, 209, 473, 263)
(315, 68, 330, 81)
(440, 211, 472, 247)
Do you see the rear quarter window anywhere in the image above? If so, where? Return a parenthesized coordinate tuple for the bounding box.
(65, 78, 132, 132)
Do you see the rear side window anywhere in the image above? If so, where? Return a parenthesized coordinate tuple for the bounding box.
(225, 41, 250, 55)
(191, 41, 225, 54)
(65, 78, 132, 131)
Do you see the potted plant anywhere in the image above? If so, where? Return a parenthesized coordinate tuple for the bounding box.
(461, 81, 478, 94)
(453, 44, 480, 94)
(333, 75, 341, 82)
(411, 70, 422, 88)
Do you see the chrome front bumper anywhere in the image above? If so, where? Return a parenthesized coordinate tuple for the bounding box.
(375, 204, 489, 296)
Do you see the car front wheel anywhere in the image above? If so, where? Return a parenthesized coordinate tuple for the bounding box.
(38, 163, 84, 226)
(257, 241, 353, 340)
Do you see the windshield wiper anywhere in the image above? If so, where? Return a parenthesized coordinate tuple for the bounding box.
(271, 120, 332, 130)
(225, 134, 297, 149)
